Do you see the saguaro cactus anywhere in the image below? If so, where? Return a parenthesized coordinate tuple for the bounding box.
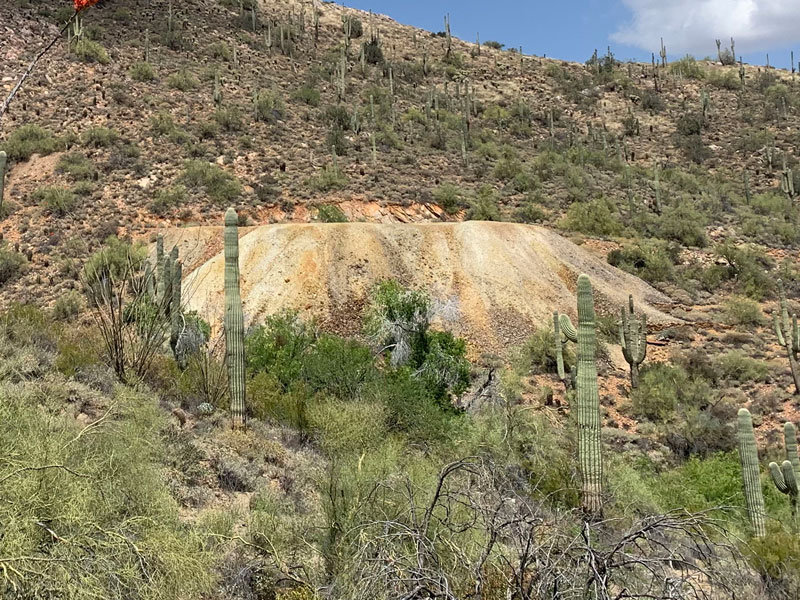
(0, 150, 6, 215)
(619, 295, 647, 388)
(224, 207, 246, 429)
(769, 422, 800, 522)
(156, 234, 165, 302)
(737, 408, 766, 538)
(170, 260, 182, 360)
(575, 275, 603, 516)
(773, 279, 800, 394)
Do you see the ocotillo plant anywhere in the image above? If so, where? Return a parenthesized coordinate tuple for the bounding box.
(575, 275, 603, 516)
(769, 422, 800, 522)
(773, 279, 800, 394)
(224, 207, 246, 429)
(737, 408, 766, 538)
(619, 295, 647, 388)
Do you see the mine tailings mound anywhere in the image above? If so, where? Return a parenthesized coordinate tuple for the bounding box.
(173, 221, 676, 355)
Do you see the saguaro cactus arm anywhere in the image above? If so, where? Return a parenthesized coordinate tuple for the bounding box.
(559, 314, 577, 343)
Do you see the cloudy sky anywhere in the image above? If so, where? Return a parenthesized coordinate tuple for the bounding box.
(343, 0, 799, 68)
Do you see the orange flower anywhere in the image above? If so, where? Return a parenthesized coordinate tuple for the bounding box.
(74, 0, 100, 11)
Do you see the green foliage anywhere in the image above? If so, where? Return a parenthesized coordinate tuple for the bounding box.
(714, 241, 775, 299)
(301, 335, 376, 400)
(0, 244, 27, 285)
(34, 185, 78, 216)
(129, 61, 156, 81)
(0, 384, 215, 598)
(562, 198, 622, 236)
(669, 56, 705, 79)
(253, 88, 284, 123)
(150, 111, 177, 137)
(83, 236, 147, 285)
(342, 15, 363, 38)
(722, 296, 765, 326)
(291, 84, 321, 106)
(213, 107, 243, 131)
(433, 183, 468, 214)
(746, 530, 800, 593)
(246, 311, 317, 391)
(519, 326, 574, 374)
(317, 204, 348, 223)
(607, 240, 678, 283)
(307, 164, 348, 192)
(52, 290, 83, 320)
(150, 185, 187, 215)
(166, 68, 198, 91)
(180, 160, 242, 205)
(81, 126, 118, 148)
(657, 203, 707, 246)
(247, 373, 310, 430)
(1, 125, 58, 161)
(714, 351, 769, 383)
(72, 38, 110, 64)
(630, 363, 708, 421)
(465, 185, 501, 221)
(483, 40, 504, 49)
(56, 152, 95, 180)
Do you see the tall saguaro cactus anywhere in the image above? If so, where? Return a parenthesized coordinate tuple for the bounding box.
(619, 295, 647, 388)
(224, 207, 246, 429)
(575, 275, 603, 516)
(774, 279, 800, 394)
(769, 422, 800, 523)
(737, 408, 766, 538)
(0, 150, 7, 216)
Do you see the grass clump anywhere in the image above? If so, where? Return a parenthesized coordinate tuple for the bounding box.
(180, 160, 242, 205)
(291, 84, 321, 106)
(166, 68, 199, 91)
(81, 126, 118, 148)
(150, 184, 188, 215)
(35, 186, 78, 216)
(129, 61, 156, 81)
(72, 38, 110, 64)
(0, 245, 27, 285)
(56, 152, 95, 180)
(253, 89, 284, 123)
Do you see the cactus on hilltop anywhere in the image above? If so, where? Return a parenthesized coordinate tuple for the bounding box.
(737, 408, 766, 538)
(618, 295, 647, 388)
(224, 207, 246, 429)
(773, 279, 800, 394)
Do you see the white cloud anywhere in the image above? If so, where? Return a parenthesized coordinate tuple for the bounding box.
(612, 0, 800, 56)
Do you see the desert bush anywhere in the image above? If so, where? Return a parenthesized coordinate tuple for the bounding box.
(607, 240, 678, 283)
(1, 124, 58, 161)
(0, 245, 27, 285)
(52, 290, 83, 320)
(562, 198, 622, 236)
(180, 160, 242, 205)
(56, 152, 95, 180)
(519, 326, 574, 374)
(307, 164, 348, 192)
(72, 38, 110, 63)
(483, 40, 504, 50)
(246, 311, 317, 390)
(291, 83, 321, 106)
(213, 107, 243, 131)
(150, 185, 187, 214)
(35, 186, 78, 216)
(714, 351, 769, 383)
(342, 15, 363, 38)
(433, 183, 468, 214)
(254, 88, 284, 123)
(81, 126, 118, 148)
(150, 111, 177, 136)
(129, 61, 156, 81)
(722, 296, 764, 326)
(669, 56, 705, 79)
(317, 204, 348, 223)
(657, 203, 707, 246)
(465, 186, 501, 221)
(167, 68, 199, 91)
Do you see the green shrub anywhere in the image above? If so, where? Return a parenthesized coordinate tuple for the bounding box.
(52, 290, 83, 320)
(72, 38, 110, 64)
(466, 186, 501, 221)
(247, 373, 310, 431)
(180, 160, 242, 205)
(166, 68, 199, 91)
(150, 185, 187, 215)
(291, 84, 320, 106)
(714, 351, 769, 383)
(722, 296, 764, 326)
(208, 42, 232, 61)
(81, 126, 118, 148)
(0, 245, 27, 285)
(246, 311, 317, 390)
(35, 186, 78, 216)
(562, 198, 622, 236)
(213, 107, 243, 131)
(514, 199, 546, 223)
(630, 363, 710, 421)
(83, 236, 147, 285)
(669, 56, 705, 79)
(253, 88, 284, 123)
(56, 152, 95, 180)
(307, 164, 348, 192)
(714, 241, 774, 299)
(707, 69, 740, 90)
(326, 126, 348, 156)
(607, 240, 677, 283)
(433, 183, 468, 214)
(519, 326, 573, 374)
(484, 40, 504, 50)
(317, 204, 348, 223)
(747, 530, 800, 595)
(1, 125, 58, 161)
(129, 61, 156, 81)
(657, 203, 707, 247)
(302, 335, 376, 400)
(150, 111, 177, 136)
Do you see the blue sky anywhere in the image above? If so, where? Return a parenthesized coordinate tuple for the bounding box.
(340, 0, 798, 70)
